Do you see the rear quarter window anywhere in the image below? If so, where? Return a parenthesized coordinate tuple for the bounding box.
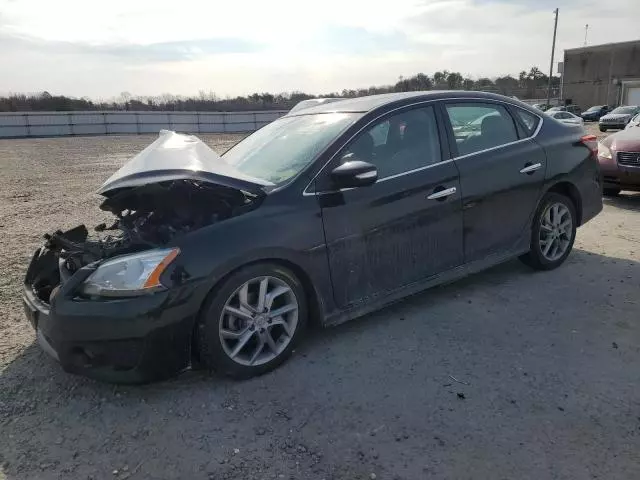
(513, 108, 540, 137)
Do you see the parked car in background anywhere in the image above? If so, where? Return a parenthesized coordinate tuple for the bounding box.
(23, 91, 603, 383)
(581, 105, 611, 122)
(598, 127, 640, 196)
(547, 110, 585, 127)
(599, 106, 640, 131)
(625, 113, 640, 130)
(532, 103, 552, 111)
(289, 97, 343, 113)
(547, 105, 583, 116)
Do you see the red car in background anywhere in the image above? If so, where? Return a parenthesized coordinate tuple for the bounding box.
(598, 128, 640, 196)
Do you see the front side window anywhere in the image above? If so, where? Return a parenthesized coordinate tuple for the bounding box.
(223, 112, 359, 185)
(341, 106, 442, 180)
(445, 103, 518, 156)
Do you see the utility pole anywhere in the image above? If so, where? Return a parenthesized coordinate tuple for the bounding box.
(546, 8, 559, 107)
(584, 24, 589, 46)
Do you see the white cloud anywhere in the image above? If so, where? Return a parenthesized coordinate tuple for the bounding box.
(0, 0, 638, 97)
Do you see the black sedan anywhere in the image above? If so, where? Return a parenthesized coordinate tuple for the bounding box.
(581, 105, 610, 122)
(23, 92, 603, 383)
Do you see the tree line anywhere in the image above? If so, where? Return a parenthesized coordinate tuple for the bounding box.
(0, 67, 560, 112)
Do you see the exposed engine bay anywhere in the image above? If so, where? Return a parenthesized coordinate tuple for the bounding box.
(31, 179, 257, 303)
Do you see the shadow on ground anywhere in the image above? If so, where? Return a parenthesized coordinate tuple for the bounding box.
(603, 191, 640, 212)
(1, 250, 640, 480)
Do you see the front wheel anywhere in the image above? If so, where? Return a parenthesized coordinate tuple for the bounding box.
(520, 193, 577, 271)
(599, 126, 607, 132)
(196, 263, 308, 379)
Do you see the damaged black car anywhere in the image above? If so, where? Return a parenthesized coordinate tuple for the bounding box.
(24, 92, 603, 383)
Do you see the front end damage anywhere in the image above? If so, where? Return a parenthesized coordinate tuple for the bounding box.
(23, 130, 268, 382)
(28, 178, 257, 305)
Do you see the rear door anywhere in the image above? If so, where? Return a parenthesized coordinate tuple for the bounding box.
(441, 101, 547, 263)
(315, 104, 463, 308)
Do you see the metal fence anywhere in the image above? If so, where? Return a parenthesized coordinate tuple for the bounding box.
(0, 110, 289, 138)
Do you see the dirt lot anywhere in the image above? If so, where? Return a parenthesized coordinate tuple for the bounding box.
(1, 125, 639, 480)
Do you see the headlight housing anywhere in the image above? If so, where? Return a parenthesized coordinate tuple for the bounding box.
(598, 143, 612, 159)
(82, 248, 179, 297)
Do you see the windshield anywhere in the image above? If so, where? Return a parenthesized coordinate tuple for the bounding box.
(586, 106, 602, 112)
(222, 113, 358, 185)
(611, 106, 638, 114)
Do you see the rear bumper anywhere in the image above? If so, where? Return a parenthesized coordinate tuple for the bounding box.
(23, 248, 201, 384)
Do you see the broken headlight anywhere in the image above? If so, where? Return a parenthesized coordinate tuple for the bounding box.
(82, 248, 179, 297)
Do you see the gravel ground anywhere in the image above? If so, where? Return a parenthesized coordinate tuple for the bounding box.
(1, 125, 640, 480)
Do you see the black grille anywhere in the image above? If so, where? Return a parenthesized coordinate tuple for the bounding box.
(618, 151, 640, 166)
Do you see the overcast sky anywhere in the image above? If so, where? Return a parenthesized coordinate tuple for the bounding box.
(0, 0, 638, 99)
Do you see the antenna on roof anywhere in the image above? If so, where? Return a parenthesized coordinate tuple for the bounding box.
(584, 24, 589, 46)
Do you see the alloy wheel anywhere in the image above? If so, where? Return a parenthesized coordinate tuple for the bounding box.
(219, 276, 299, 366)
(539, 202, 573, 262)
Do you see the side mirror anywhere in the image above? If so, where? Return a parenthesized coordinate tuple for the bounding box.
(330, 158, 378, 188)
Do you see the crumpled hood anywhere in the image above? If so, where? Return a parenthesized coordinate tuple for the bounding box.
(600, 113, 632, 122)
(97, 130, 273, 197)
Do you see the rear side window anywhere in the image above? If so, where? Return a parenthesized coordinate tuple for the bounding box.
(445, 103, 518, 156)
(513, 108, 540, 136)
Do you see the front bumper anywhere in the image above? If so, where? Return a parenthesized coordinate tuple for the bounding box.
(23, 247, 200, 384)
(598, 154, 640, 191)
(599, 121, 627, 129)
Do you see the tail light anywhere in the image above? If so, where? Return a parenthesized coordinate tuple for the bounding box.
(580, 134, 598, 155)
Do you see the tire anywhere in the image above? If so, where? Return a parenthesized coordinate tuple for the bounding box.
(520, 192, 577, 271)
(599, 126, 607, 132)
(603, 187, 621, 197)
(196, 263, 308, 379)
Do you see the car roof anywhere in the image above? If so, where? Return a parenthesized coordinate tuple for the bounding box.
(284, 91, 537, 116)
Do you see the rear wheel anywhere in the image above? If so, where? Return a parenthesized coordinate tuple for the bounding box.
(520, 193, 577, 271)
(603, 187, 621, 197)
(196, 263, 307, 379)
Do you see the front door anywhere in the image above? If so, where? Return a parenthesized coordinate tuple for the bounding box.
(442, 101, 547, 262)
(316, 104, 464, 308)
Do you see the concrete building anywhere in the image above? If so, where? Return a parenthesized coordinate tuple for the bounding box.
(562, 40, 640, 108)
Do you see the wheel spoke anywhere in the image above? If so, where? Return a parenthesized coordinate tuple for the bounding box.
(264, 330, 279, 354)
(230, 330, 255, 358)
(551, 238, 561, 259)
(238, 283, 256, 314)
(559, 219, 571, 234)
(268, 304, 297, 319)
(544, 208, 552, 226)
(542, 237, 554, 256)
(540, 223, 553, 232)
(249, 338, 265, 365)
(552, 205, 560, 225)
(224, 305, 254, 322)
(265, 285, 290, 310)
(256, 278, 269, 312)
(221, 327, 247, 339)
(270, 316, 293, 337)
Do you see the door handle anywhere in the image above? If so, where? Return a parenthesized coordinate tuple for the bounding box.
(427, 186, 457, 200)
(520, 163, 542, 174)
